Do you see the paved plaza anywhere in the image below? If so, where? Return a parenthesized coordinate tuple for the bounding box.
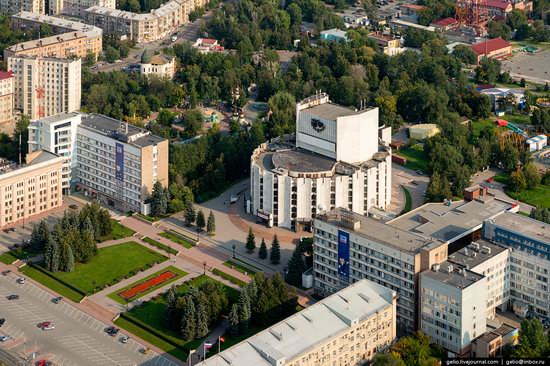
(502, 49, 550, 84)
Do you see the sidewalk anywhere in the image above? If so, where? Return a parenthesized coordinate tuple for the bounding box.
(191, 320, 228, 365)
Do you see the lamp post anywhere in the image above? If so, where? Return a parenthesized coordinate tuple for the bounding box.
(232, 243, 236, 259)
(203, 261, 206, 275)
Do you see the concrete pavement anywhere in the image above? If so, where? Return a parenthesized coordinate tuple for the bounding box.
(472, 169, 534, 213)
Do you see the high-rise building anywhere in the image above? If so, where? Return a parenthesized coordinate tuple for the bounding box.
(0, 150, 63, 228)
(8, 55, 81, 120)
(28, 112, 82, 194)
(0, 0, 43, 15)
(0, 71, 15, 129)
(197, 279, 397, 366)
(250, 93, 392, 230)
(75, 114, 168, 213)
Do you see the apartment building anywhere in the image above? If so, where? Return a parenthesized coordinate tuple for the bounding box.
(0, 0, 43, 15)
(197, 279, 397, 366)
(313, 208, 448, 334)
(0, 71, 15, 127)
(28, 112, 82, 194)
(84, 0, 207, 43)
(76, 114, 168, 213)
(0, 151, 63, 228)
(8, 55, 81, 120)
(9, 12, 102, 60)
(48, 0, 115, 16)
(140, 50, 176, 79)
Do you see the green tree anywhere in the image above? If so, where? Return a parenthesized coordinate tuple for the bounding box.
(270, 235, 281, 264)
(452, 44, 478, 64)
(150, 181, 169, 216)
(228, 303, 240, 335)
(475, 57, 502, 83)
(44, 236, 59, 272)
(268, 91, 296, 137)
(105, 46, 120, 63)
(488, 20, 512, 40)
(513, 318, 550, 358)
(157, 109, 176, 127)
(195, 301, 209, 338)
(30, 220, 49, 251)
(245, 226, 256, 253)
(501, 142, 520, 171)
(65, 245, 75, 272)
(238, 290, 251, 333)
(541, 171, 550, 186)
(426, 172, 452, 202)
(285, 246, 305, 286)
(497, 92, 517, 112)
(258, 238, 268, 259)
(509, 170, 527, 192)
(180, 297, 196, 340)
(183, 200, 196, 226)
(523, 163, 541, 189)
(372, 353, 406, 366)
(206, 210, 215, 235)
(391, 332, 436, 366)
(84, 52, 96, 66)
(507, 9, 528, 30)
(529, 207, 550, 224)
(181, 109, 204, 137)
(196, 209, 206, 232)
(165, 285, 178, 327)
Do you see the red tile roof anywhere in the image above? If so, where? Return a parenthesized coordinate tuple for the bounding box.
(486, 0, 513, 10)
(401, 3, 426, 10)
(469, 37, 511, 55)
(432, 17, 457, 27)
(201, 38, 217, 45)
(0, 71, 14, 80)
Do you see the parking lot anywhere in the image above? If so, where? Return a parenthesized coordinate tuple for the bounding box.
(502, 49, 550, 84)
(0, 271, 179, 366)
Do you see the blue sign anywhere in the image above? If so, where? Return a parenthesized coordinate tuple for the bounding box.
(337, 230, 350, 279)
(115, 143, 124, 182)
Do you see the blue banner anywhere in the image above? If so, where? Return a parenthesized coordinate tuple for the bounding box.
(338, 230, 350, 279)
(115, 143, 124, 182)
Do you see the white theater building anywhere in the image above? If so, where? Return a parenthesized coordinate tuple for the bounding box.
(250, 93, 392, 230)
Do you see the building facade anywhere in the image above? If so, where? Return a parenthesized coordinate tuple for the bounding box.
(470, 37, 512, 63)
(0, 150, 63, 228)
(28, 112, 82, 194)
(0, 71, 15, 127)
(313, 208, 448, 334)
(0, 0, 43, 15)
(197, 279, 397, 366)
(48, 0, 115, 17)
(139, 51, 176, 79)
(76, 114, 168, 213)
(250, 93, 392, 230)
(8, 55, 81, 120)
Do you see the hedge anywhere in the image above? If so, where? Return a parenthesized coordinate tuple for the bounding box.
(211, 268, 247, 287)
(142, 237, 178, 255)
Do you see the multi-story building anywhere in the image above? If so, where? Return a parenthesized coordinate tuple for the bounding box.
(28, 112, 82, 194)
(9, 12, 102, 60)
(197, 279, 397, 366)
(8, 55, 81, 120)
(250, 93, 392, 230)
(84, 0, 207, 43)
(0, 150, 63, 228)
(76, 114, 168, 213)
(313, 207, 448, 334)
(368, 32, 404, 56)
(484, 212, 550, 319)
(48, 0, 115, 17)
(0, 0, 43, 15)
(139, 50, 176, 79)
(0, 71, 15, 128)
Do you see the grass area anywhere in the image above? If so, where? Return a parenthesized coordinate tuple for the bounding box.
(223, 259, 258, 276)
(396, 144, 429, 173)
(0, 246, 42, 264)
(400, 185, 412, 215)
(135, 213, 164, 222)
(108, 266, 187, 304)
(142, 237, 178, 255)
(117, 275, 239, 360)
(33, 242, 167, 295)
(518, 211, 530, 217)
(100, 219, 135, 242)
(491, 172, 550, 208)
(212, 268, 247, 287)
(503, 113, 531, 125)
(472, 118, 496, 137)
(159, 230, 195, 249)
(20, 264, 84, 302)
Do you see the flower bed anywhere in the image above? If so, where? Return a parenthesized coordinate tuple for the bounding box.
(119, 271, 176, 300)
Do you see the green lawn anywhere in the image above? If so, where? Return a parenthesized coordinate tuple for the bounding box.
(0, 247, 42, 264)
(100, 219, 135, 242)
(20, 264, 84, 302)
(212, 268, 247, 287)
(400, 185, 412, 215)
(135, 213, 164, 222)
(491, 172, 550, 208)
(117, 275, 239, 360)
(223, 259, 258, 275)
(37, 242, 167, 295)
(503, 113, 531, 125)
(108, 266, 187, 304)
(472, 118, 496, 137)
(396, 144, 429, 173)
(159, 230, 195, 249)
(142, 237, 178, 255)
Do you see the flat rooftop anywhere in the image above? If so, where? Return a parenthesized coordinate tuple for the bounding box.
(0, 151, 61, 176)
(302, 102, 364, 120)
(13, 11, 102, 37)
(448, 239, 507, 269)
(196, 279, 395, 366)
(422, 260, 485, 289)
(387, 197, 513, 243)
(489, 211, 550, 243)
(316, 208, 443, 254)
(33, 112, 81, 125)
(271, 148, 336, 173)
(80, 114, 165, 148)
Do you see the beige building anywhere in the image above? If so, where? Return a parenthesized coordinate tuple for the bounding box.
(0, 0, 43, 15)
(48, 0, 115, 16)
(0, 71, 15, 128)
(0, 150, 63, 228)
(368, 32, 404, 56)
(140, 50, 176, 79)
(84, 0, 207, 43)
(8, 55, 81, 121)
(197, 279, 397, 366)
(76, 114, 168, 214)
(409, 123, 440, 140)
(9, 12, 102, 60)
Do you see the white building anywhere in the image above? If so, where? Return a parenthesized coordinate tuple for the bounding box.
(525, 135, 547, 152)
(197, 279, 397, 366)
(7, 55, 81, 121)
(48, 0, 115, 16)
(139, 51, 176, 79)
(0, 71, 15, 128)
(28, 112, 82, 194)
(479, 87, 525, 111)
(250, 93, 392, 230)
(0, 0, 43, 15)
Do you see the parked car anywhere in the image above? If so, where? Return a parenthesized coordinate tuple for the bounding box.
(416, 170, 423, 175)
(0, 318, 5, 327)
(119, 335, 129, 344)
(69, 204, 78, 210)
(17, 277, 26, 284)
(42, 324, 55, 331)
(2, 229, 10, 233)
(52, 296, 63, 304)
(37, 322, 51, 329)
(105, 326, 119, 336)
(0, 335, 11, 342)
(37, 360, 52, 366)
(7, 294, 19, 300)
(1, 270, 11, 276)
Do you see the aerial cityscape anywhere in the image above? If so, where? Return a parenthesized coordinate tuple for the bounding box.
(0, 0, 548, 363)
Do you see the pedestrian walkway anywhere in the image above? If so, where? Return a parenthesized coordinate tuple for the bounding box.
(190, 320, 228, 365)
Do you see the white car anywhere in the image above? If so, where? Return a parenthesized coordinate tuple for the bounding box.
(17, 277, 26, 284)
(43, 324, 55, 331)
(0, 335, 11, 342)
(120, 335, 129, 344)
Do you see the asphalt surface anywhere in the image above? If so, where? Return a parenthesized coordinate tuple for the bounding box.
(0, 272, 179, 366)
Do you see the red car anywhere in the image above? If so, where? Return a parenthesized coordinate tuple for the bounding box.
(36, 360, 52, 366)
(37, 322, 51, 329)
(486, 177, 494, 183)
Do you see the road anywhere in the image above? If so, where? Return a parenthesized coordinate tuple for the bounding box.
(0, 272, 179, 366)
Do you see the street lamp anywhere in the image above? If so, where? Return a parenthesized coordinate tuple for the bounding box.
(203, 261, 206, 275)
(232, 243, 236, 259)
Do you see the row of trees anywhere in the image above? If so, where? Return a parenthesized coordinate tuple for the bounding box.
(508, 162, 546, 193)
(227, 273, 297, 335)
(245, 228, 280, 264)
(32, 203, 111, 272)
(530, 206, 550, 224)
(182, 202, 216, 235)
(372, 331, 443, 366)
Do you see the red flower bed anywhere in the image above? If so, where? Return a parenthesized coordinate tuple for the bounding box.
(119, 271, 177, 300)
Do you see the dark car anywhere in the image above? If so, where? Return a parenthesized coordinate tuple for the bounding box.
(0, 318, 5, 327)
(105, 326, 119, 336)
(52, 296, 63, 304)
(69, 204, 78, 210)
(7, 294, 19, 300)
(1, 270, 11, 276)
(2, 229, 10, 233)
